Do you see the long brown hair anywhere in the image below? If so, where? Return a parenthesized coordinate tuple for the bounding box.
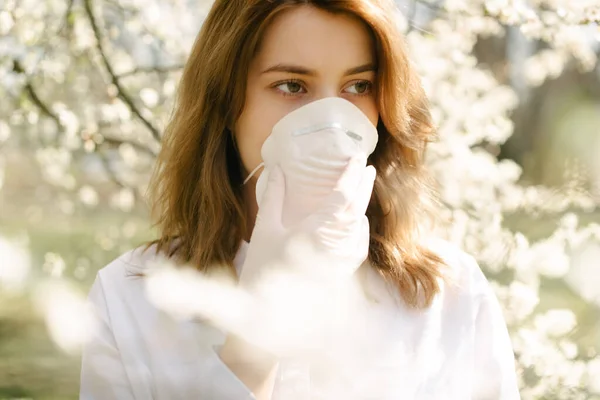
(144, 0, 447, 308)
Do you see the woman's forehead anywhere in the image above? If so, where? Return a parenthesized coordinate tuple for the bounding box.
(254, 6, 376, 74)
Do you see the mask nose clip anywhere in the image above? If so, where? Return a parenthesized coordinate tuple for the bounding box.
(291, 122, 363, 143)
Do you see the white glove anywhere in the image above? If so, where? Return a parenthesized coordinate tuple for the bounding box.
(240, 154, 375, 286)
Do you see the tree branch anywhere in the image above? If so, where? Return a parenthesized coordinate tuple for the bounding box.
(98, 149, 127, 189)
(100, 134, 158, 158)
(117, 64, 183, 79)
(12, 59, 157, 159)
(13, 60, 61, 138)
(405, 0, 419, 34)
(97, 148, 143, 204)
(12, 58, 156, 197)
(103, 0, 139, 16)
(83, 0, 162, 142)
(579, 6, 599, 25)
(58, 0, 75, 37)
(414, 0, 445, 14)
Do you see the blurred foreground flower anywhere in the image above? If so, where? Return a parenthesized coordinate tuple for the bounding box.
(0, 234, 31, 294)
(33, 279, 97, 353)
(143, 258, 420, 397)
(144, 259, 364, 358)
(566, 237, 600, 307)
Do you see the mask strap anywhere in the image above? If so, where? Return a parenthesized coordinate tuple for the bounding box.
(243, 162, 265, 185)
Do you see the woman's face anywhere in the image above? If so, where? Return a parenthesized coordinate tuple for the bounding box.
(234, 5, 379, 183)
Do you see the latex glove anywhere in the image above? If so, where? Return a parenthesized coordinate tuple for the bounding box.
(240, 154, 375, 288)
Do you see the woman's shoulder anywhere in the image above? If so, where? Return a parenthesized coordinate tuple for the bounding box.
(422, 236, 493, 299)
(362, 237, 492, 309)
(87, 242, 188, 328)
(94, 242, 176, 290)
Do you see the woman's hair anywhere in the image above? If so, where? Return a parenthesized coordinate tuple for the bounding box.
(144, 0, 447, 308)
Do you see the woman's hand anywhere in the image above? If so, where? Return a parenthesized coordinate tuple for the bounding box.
(240, 154, 376, 289)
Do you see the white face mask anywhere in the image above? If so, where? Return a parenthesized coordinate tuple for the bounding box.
(246, 97, 378, 227)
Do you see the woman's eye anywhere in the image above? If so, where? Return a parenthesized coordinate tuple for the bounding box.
(275, 81, 306, 95)
(345, 81, 373, 95)
(273, 80, 373, 97)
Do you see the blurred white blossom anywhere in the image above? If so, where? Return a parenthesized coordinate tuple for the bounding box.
(33, 279, 97, 353)
(534, 309, 577, 337)
(0, 234, 31, 293)
(493, 280, 540, 324)
(42, 252, 66, 278)
(110, 187, 135, 212)
(140, 88, 159, 108)
(566, 238, 600, 306)
(0, 11, 15, 35)
(0, 120, 10, 142)
(78, 185, 99, 208)
(588, 357, 600, 394)
(34, 147, 76, 189)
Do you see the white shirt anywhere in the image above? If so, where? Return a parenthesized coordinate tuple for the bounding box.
(79, 239, 520, 399)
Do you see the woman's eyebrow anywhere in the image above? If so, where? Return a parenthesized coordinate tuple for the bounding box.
(260, 63, 377, 77)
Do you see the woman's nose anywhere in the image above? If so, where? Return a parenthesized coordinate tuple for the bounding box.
(313, 83, 342, 102)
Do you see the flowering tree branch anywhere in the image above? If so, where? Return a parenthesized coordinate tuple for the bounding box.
(117, 65, 184, 79)
(405, 0, 419, 34)
(100, 135, 157, 158)
(83, 0, 162, 142)
(12, 60, 61, 133)
(96, 147, 144, 205)
(97, 149, 127, 190)
(10, 59, 157, 195)
(103, 0, 140, 16)
(12, 59, 157, 159)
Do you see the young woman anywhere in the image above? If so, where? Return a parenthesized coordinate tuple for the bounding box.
(80, 0, 520, 399)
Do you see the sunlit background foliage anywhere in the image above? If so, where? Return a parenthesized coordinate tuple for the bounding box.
(0, 0, 599, 398)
